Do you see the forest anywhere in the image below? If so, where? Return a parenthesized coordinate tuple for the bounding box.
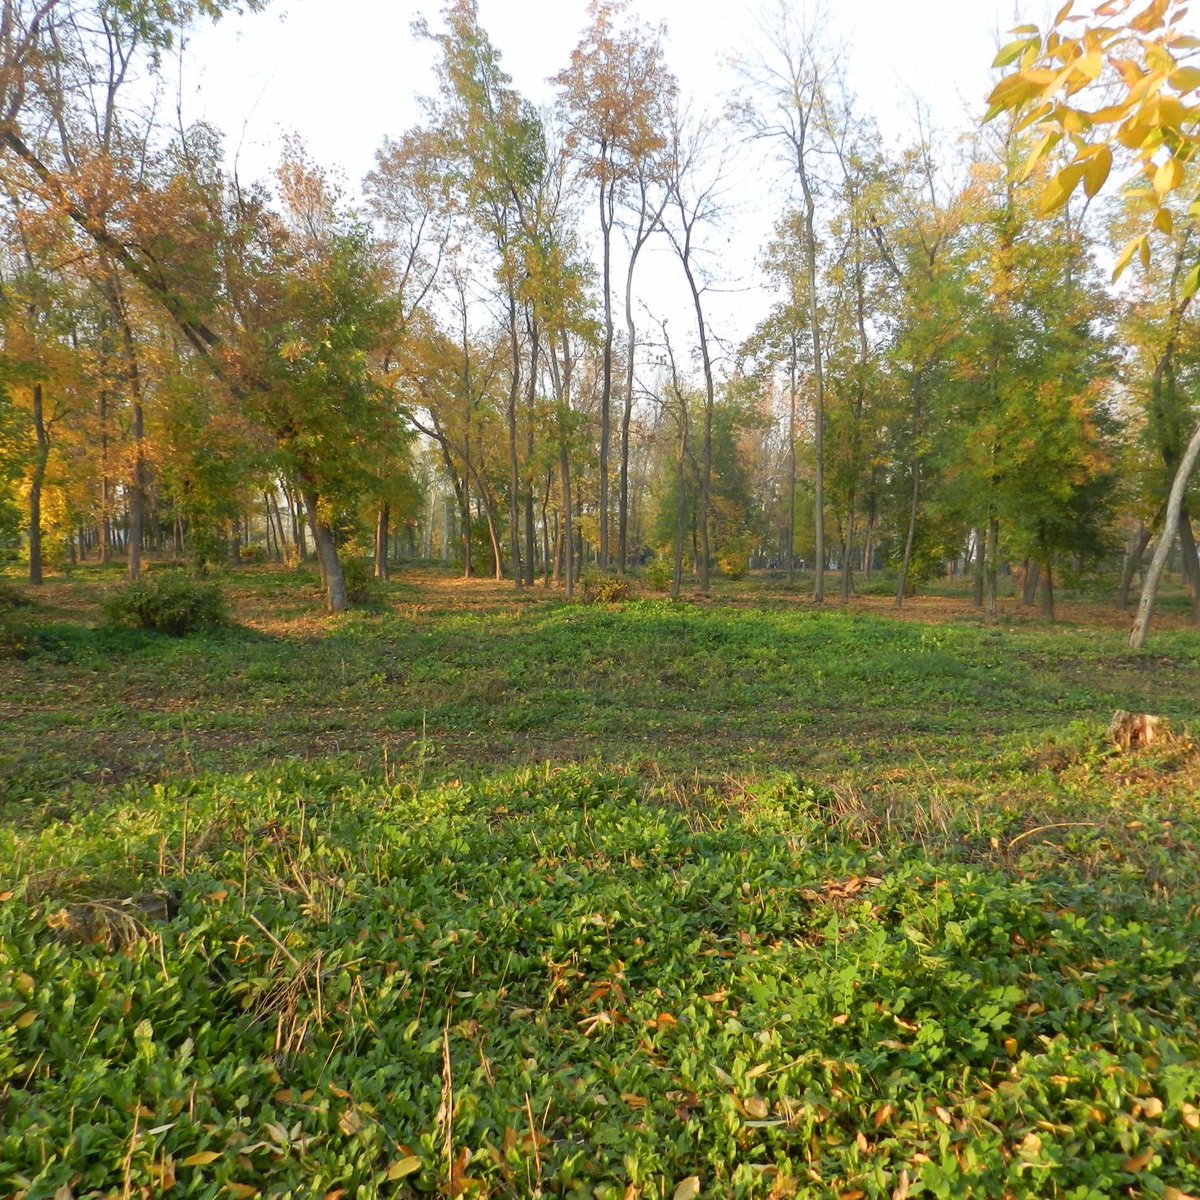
(1, 0, 1199, 1197)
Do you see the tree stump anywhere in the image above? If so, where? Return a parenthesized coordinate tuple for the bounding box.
(1107, 710, 1171, 752)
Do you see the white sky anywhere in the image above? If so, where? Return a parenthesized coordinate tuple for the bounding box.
(178, 0, 1055, 355)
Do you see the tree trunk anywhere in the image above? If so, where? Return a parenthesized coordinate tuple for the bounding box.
(1177, 511, 1200, 626)
(839, 510, 855, 605)
(599, 169, 614, 569)
(122, 321, 145, 583)
(99, 387, 112, 565)
(1131, 416, 1200, 647)
(618, 196, 659, 572)
(28, 382, 49, 585)
(895, 461, 921, 608)
(375, 503, 390, 581)
(559, 429, 574, 599)
(1022, 559, 1041, 607)
(552, 509, 562, 586)
(506, 296, 523, 587)
(672, 411, 688, 600)
(297, 471, 347, 613)
(1039, 559, 1054, 621)
(972, 528, 985, 608)
(801, 188, 825, 605)
(984, 517, 1000, 619)
(787, 336, 798, 586)
(1117, 521, 1151, 608)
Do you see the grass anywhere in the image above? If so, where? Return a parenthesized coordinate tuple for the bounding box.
(1, 564, 1198, 1198)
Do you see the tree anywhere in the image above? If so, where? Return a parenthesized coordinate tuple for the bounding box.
(663, 103, 726, 594)
(986, 0, 1200, 645)
(737, 2, 835, 601)
(556, 0, 674, 571)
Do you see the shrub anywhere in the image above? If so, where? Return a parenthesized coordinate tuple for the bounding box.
(339, 556, 379, 606)
(642, 558, 673, 593)
(719, 538, 750, 581)
(104, 571, 227, 635)
(579, 566, 632, 604)
(238, 544, 269, 566)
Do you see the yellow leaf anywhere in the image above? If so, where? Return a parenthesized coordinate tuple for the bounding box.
(226, 1186, 257, 1199)
(1075, 50, 1103, 81)
(0, 890, 14, 902)
(831, 1013, 849, 1026)
(181, 1151, 222, 1167)
(1054, 1, 1074, 24)
(1020, 130, 1061, 181)
(741, 1096, 769, 1119)
(1062, 108, 1088, 133)
(1168, 65, 1200, 92)
(1154, 157, 1183, 195)
(385, 1156, 421, 1181)
(16, 973, 34, 995)
(16, 1011, 35, 1029)
(994, 38, 1035, 69)
(1141, 1096, 1164, 1118)
(1164, 1188, 1200, 1200)
(1083, 145, 1113, 197)
(1088, 102, 1133, 123)
(1154, 206, 1174, 234)
(673, 1177, 701, 1200)
(1112, 235, 1146, 281)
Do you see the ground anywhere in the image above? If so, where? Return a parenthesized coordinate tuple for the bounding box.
(0, 564, 1198, 1199)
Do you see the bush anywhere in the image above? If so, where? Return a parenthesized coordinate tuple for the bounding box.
(718, 539, 750, 581)
(238, 544, 269, 566)
(642, 558, 673, 593)
(104, 571, 227, 635)
(579, 566, 632, 604)
(339, 556, 379, 605)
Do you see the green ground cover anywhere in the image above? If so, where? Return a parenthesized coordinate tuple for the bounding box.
(1, 567, 1198, 1198)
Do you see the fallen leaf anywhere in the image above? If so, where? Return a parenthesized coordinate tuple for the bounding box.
(181, 1151, 222, 1167)
(673, 1177, 701, 1200)
(1122, 1148, 1153, 1173)
(831, 1013, 849, 1026)
(385, 1156, 421, 1181)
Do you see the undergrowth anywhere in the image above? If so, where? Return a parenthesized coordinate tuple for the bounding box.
(2, 763, 1199, 1198)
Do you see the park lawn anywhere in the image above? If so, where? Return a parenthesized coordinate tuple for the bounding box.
(1, 565, 1199, 1198)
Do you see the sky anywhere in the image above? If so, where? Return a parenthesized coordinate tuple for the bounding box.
(176, 0, 1053, 352)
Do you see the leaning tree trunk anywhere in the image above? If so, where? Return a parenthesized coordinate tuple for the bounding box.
(1131, 415, 1200, 649)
